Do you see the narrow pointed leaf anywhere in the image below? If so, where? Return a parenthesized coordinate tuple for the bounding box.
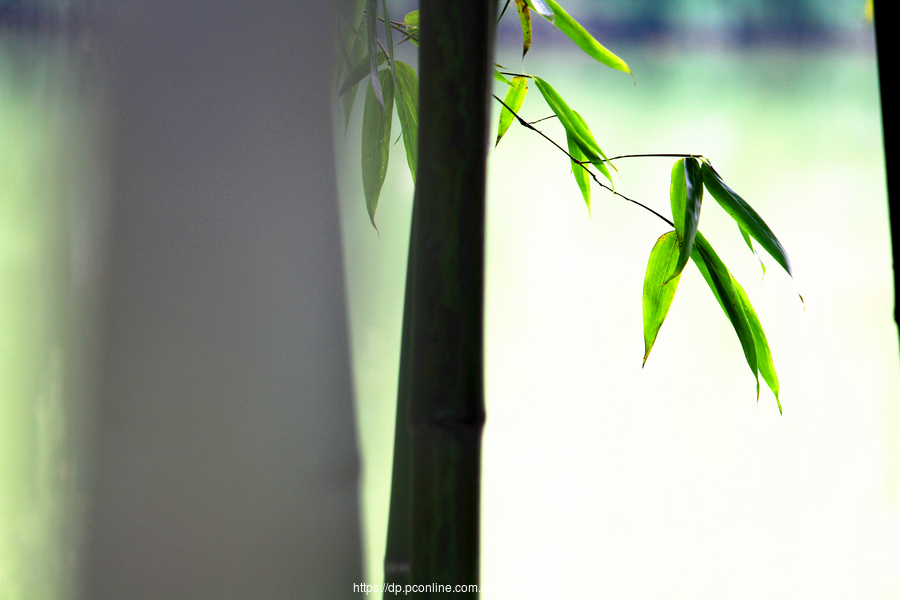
(361, 69, 394, 228)
(565, 128, 591, 213)
(366, 0, 383, 110)
(732, 277, 781, 412)
(571, 110, 614, 182)
(514, 0, 532, 57)
(533, 77, 613, 185)
(338, 21, 369, 131)
(494, 68, 513, 85)
(690, 232, 759, 394)
(642, 231, 683, 367)
(381, 0, 396, 82)
(496, 76, 528, 147)
(338, 50, 386, 99)
(538, 0, 631, 74)
(739, 225, 766, 278)
(668, 157, 703, 282)
(394, 61, 418, 183)
(701, 161, 793, 278)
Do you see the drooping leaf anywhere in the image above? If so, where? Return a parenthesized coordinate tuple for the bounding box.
(338, 50, 386, 99)
(394, 61, 419, 183)
(571, 110, 614, 182)
(496, 76, 528, 147)
(701, 161, 793, 279)
(381, 0, 396, 82)
(533, 77, 613, 185)
(668, 157, 703, 282)
(534, 0, 631, 74)
(690, 232, 760, 398)
(642, 231, 683, 367)
(337, 19, 368, 131)
(739, 225, 766, 278)
(514, 0, 532, 57)
(732, 275, 781, 412)
(493, 68, 513, 85)
(565, 128, 591, 213)
(366, 0, 383, 110)
(361, 68, 394, 228)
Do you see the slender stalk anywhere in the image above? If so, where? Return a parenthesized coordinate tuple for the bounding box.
(405, 0, 496, 596)
(872, 3, 899, 352)
(383, 198, 416, 589)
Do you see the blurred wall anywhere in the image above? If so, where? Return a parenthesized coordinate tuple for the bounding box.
(83, 3, 362, 599)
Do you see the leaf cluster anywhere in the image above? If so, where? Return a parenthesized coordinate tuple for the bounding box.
(336, 0, 799, 411)
(642, 157, 795, 413)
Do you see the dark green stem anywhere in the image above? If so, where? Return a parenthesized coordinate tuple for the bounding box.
(406, 0, 496, 595)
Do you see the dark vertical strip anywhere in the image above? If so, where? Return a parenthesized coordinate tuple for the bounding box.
(407, 0, 497, 596)
(873, 2, 899, 352)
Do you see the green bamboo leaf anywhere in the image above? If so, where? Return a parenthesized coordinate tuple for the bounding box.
(403, 10, 418, 26)
(739, 225, 766, 278)
(338, 50, 386, 99)
(642, 231, 683, 367)
(536, 0, 631, 74)
(701, 161, 793, 278)
(361, 68, 394, 228)
(402, 10, 419, 46)
(493, 69, 512, 85)
(381, 0, 396, 80)
(337, 20, 369, 131)
(394, 61, 419, 183)
(732, 275, 781, 412)
(690, 232, 760, 396)
(496, 76, 528, 147)
(532, 77, 613, 185)
(365, 0, 383, 110)
(668, 157, 703, 282)
(565, 128, 591, 213)
(514, 0, 532, 57)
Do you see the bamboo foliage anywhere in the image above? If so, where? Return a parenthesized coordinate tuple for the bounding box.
(335, 0, 802, 593)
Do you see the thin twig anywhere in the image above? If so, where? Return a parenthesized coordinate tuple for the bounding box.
(492, 94, 675, 228)
(606, 153, 698, 162)
(498, 0, 512, 23)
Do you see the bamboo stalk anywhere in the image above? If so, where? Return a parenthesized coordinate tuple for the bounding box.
(405, 0, 496, 595)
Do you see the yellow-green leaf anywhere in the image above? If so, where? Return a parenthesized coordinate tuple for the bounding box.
(496, 76, 527, 147)
(361, 69, 394, 228)
(642, 231, 683, 367)
(533, 77, 613, 185)
(537, 0, 631, 74)
(514, 0, 532, 57)
(565, 128, 591, 213)
(691, 232, 762, 399)
(733, 275, 781, 412)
